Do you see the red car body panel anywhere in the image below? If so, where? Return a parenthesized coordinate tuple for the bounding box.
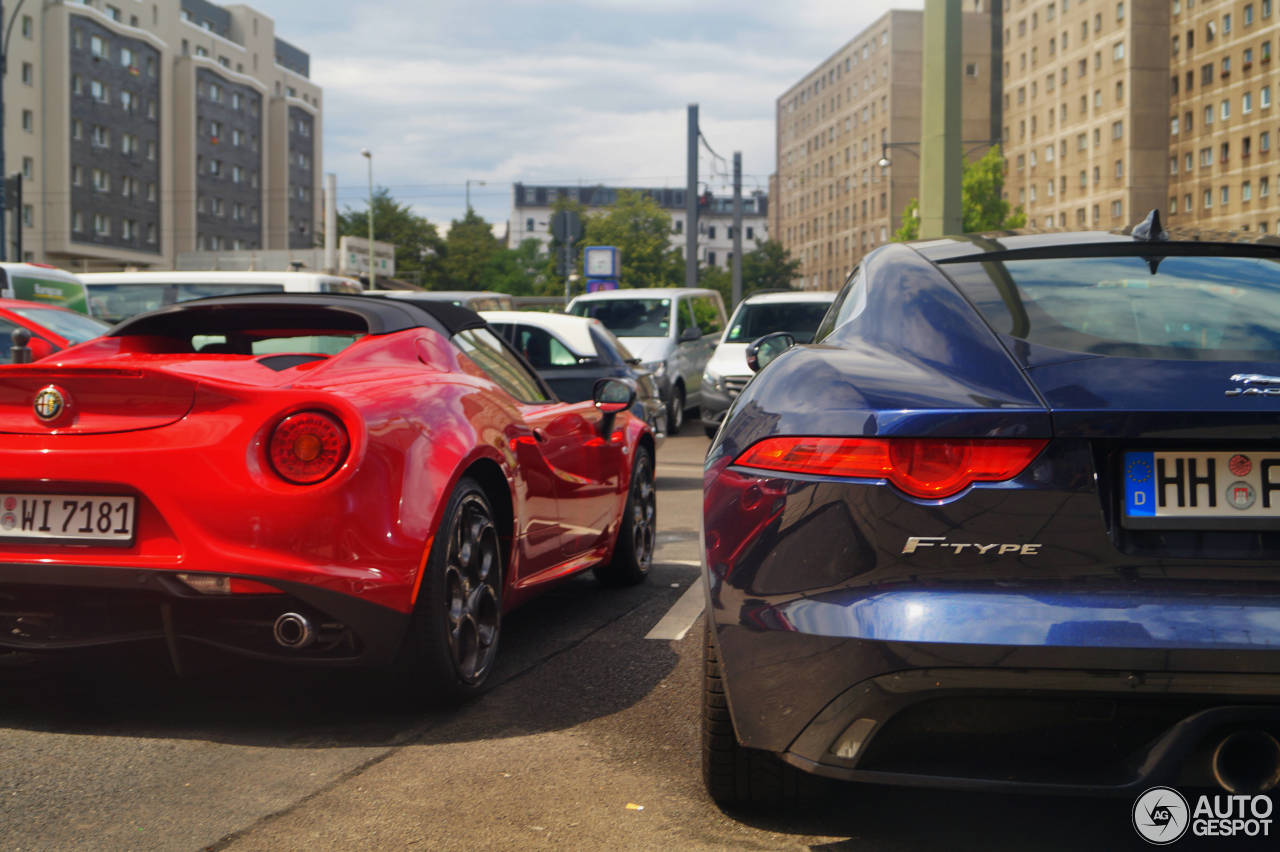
(0, 298, 102, 360)
(0, 296, 651, 665)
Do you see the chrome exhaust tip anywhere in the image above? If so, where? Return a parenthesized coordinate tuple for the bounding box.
(272, 612, 315, 649)
(1212, 730, 1280, 794)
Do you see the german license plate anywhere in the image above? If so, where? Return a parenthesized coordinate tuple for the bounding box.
(0, 493, 136, 543)
(1123, 451, 1280, 528)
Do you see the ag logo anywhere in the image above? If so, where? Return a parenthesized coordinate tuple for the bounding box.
(33, 385, 65, 422)
(1133, 786, 1190, 844)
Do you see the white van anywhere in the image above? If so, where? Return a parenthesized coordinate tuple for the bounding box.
(0, 263, 93, 315)
(79, 271, 364, 324)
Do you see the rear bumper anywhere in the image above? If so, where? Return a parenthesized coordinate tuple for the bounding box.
(0, 561, 410, 667)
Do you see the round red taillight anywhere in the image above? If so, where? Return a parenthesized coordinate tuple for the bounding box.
(268, 411, 349, 484)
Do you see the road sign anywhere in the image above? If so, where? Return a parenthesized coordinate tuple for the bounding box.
(550, 210, 583, 243)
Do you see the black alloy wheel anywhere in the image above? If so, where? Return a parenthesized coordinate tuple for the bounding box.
(595, 446, 655, 586)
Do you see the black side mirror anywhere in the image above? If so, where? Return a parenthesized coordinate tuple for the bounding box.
(745, 332, 796, 373)
(679, 326, 701, 343)
(593, 377, 636, 435)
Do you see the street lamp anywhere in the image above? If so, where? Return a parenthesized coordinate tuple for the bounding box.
(360, 148, 374, 289)
(466, 179, 486, 212)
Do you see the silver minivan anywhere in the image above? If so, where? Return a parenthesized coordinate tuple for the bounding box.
(566, 287, 726, 434)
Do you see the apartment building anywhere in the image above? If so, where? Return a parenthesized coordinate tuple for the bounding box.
(1169, 0, 1280, 233)
(507, 183, 769, 269)
(1001, 0, 1169, 232)
(7, 0, 321, 270)
(773, 7, 994, 291)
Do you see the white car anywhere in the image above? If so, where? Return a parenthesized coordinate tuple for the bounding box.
(700, 290, 836, 437)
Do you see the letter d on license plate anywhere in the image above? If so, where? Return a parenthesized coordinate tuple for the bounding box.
(1123, 451, 1280, 529)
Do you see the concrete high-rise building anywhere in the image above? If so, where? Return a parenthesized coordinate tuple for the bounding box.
(1000, 0, 1169, 232)
(1168, 0, 1280, 233)
(6, 0, 321, 270)
(773, 7, 993, 291)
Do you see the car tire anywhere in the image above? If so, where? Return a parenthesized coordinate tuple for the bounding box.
(668, 385, 685, 435)
(404, 477, 503, 703)
(703, 622, 812, 809)
(594, 445, 655, 586)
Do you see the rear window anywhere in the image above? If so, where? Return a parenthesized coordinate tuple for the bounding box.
(945, 254, 1280, 360)
(725, 301, 831, 343)
(569, 298, 671, 337)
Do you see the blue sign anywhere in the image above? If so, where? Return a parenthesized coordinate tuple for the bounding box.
(587, 279, 618, 293)
(584, 246, 620, 279)
(1124, 452, 1155, 517)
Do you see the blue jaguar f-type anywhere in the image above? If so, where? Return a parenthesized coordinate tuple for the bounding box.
(702, 213, 1280, 805)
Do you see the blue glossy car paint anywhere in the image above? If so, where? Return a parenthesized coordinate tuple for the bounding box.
(703, 233, 1280, 792)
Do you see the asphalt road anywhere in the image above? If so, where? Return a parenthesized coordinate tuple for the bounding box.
(0, 428, 1219, 851)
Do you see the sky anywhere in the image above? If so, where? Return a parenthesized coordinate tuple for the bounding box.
(260, 0, 921, 235)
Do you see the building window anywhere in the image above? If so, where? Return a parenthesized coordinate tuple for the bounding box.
(20, 62, 32, 86)
(1225, 12, 1233, 33)
(1221, 141, 1231, 162)
(1222, 56, 1231, 76)
(1172, 116, 1180, 135)
(1204, 189, 1213, 208)
(1263, 177, 1272, 197)
(21, 110, 32, 132)
(1222, 99, 1230, 120)
(1111, 120, 1123, 139)
(1245, 92, 1254, 114)
(92, 168, 109, 192)
(1111, 200, 1123, 218)
(93, 213, 110, 236)
(121, 90, 134, 112)
(91, 124, 109, 147)
(90, 80, 108, 103)
(21, 15, 31, 38)
(1113, 42, 1125, 61)
(21, 157, 33, 180)
(120, 47, 133, 68)
(1264, 86, 1273, 108)
(1222, 185, 1231, 205)
(1184, 194, 1193, 212)
(1115, 159, 1124, 178)
(1263, 131, 1272, 152)
(1244, 181, 1254, 201)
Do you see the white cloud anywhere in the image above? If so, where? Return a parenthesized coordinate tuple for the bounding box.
(269, 0, 915, 227)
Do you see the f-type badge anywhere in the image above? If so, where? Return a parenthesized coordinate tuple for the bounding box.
(33, 385, 66, 421)
(1226, 374, 1280, 397)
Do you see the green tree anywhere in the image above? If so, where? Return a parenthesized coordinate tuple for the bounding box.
(485, 238, 548, 296)
(582, 190, 683, 289)
(542, 195, 589, 296)
(893, 145, 1026, 241)
(337, 187, 445, 286)
(742, 239, 802, 294)
(442, 208, 502, 290)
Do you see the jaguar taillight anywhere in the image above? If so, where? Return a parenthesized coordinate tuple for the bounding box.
(734, 436, 1047, 499)
(268, 411, 350, 484)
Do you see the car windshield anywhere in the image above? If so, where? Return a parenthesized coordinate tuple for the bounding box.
(88, 283, 287, 324)
(569, 298, 670, 337)
(9, 307, 110, 343)
(724, 301, 831, 344)
(945, 254, 1280, 360)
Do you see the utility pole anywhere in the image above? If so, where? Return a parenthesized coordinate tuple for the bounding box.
(685, 104, 698, 288)
(731, 151, 742, 308)
(0, 1, 8, 262)
(919, 0, 962, 238)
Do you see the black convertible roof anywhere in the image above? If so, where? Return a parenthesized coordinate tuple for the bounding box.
(108, 293, 488, 338)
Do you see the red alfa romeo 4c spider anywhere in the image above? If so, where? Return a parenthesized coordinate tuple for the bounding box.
(0, 294, 656, 699)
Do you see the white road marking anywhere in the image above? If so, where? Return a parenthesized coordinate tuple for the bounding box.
(645, 575, 705, 641)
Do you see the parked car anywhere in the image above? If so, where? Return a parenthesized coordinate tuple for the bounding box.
(482, 310, 667, 443)
(567, 287, 726, 434)
(80, 271, 365, 324)
(0, 294, 655, 700)
(700, 290, 836, 436)
(370, 290, 515, 311)
(0, 263, 94, 317)
(0, 298, 110, 363)
(703, 213, 1280, 805)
